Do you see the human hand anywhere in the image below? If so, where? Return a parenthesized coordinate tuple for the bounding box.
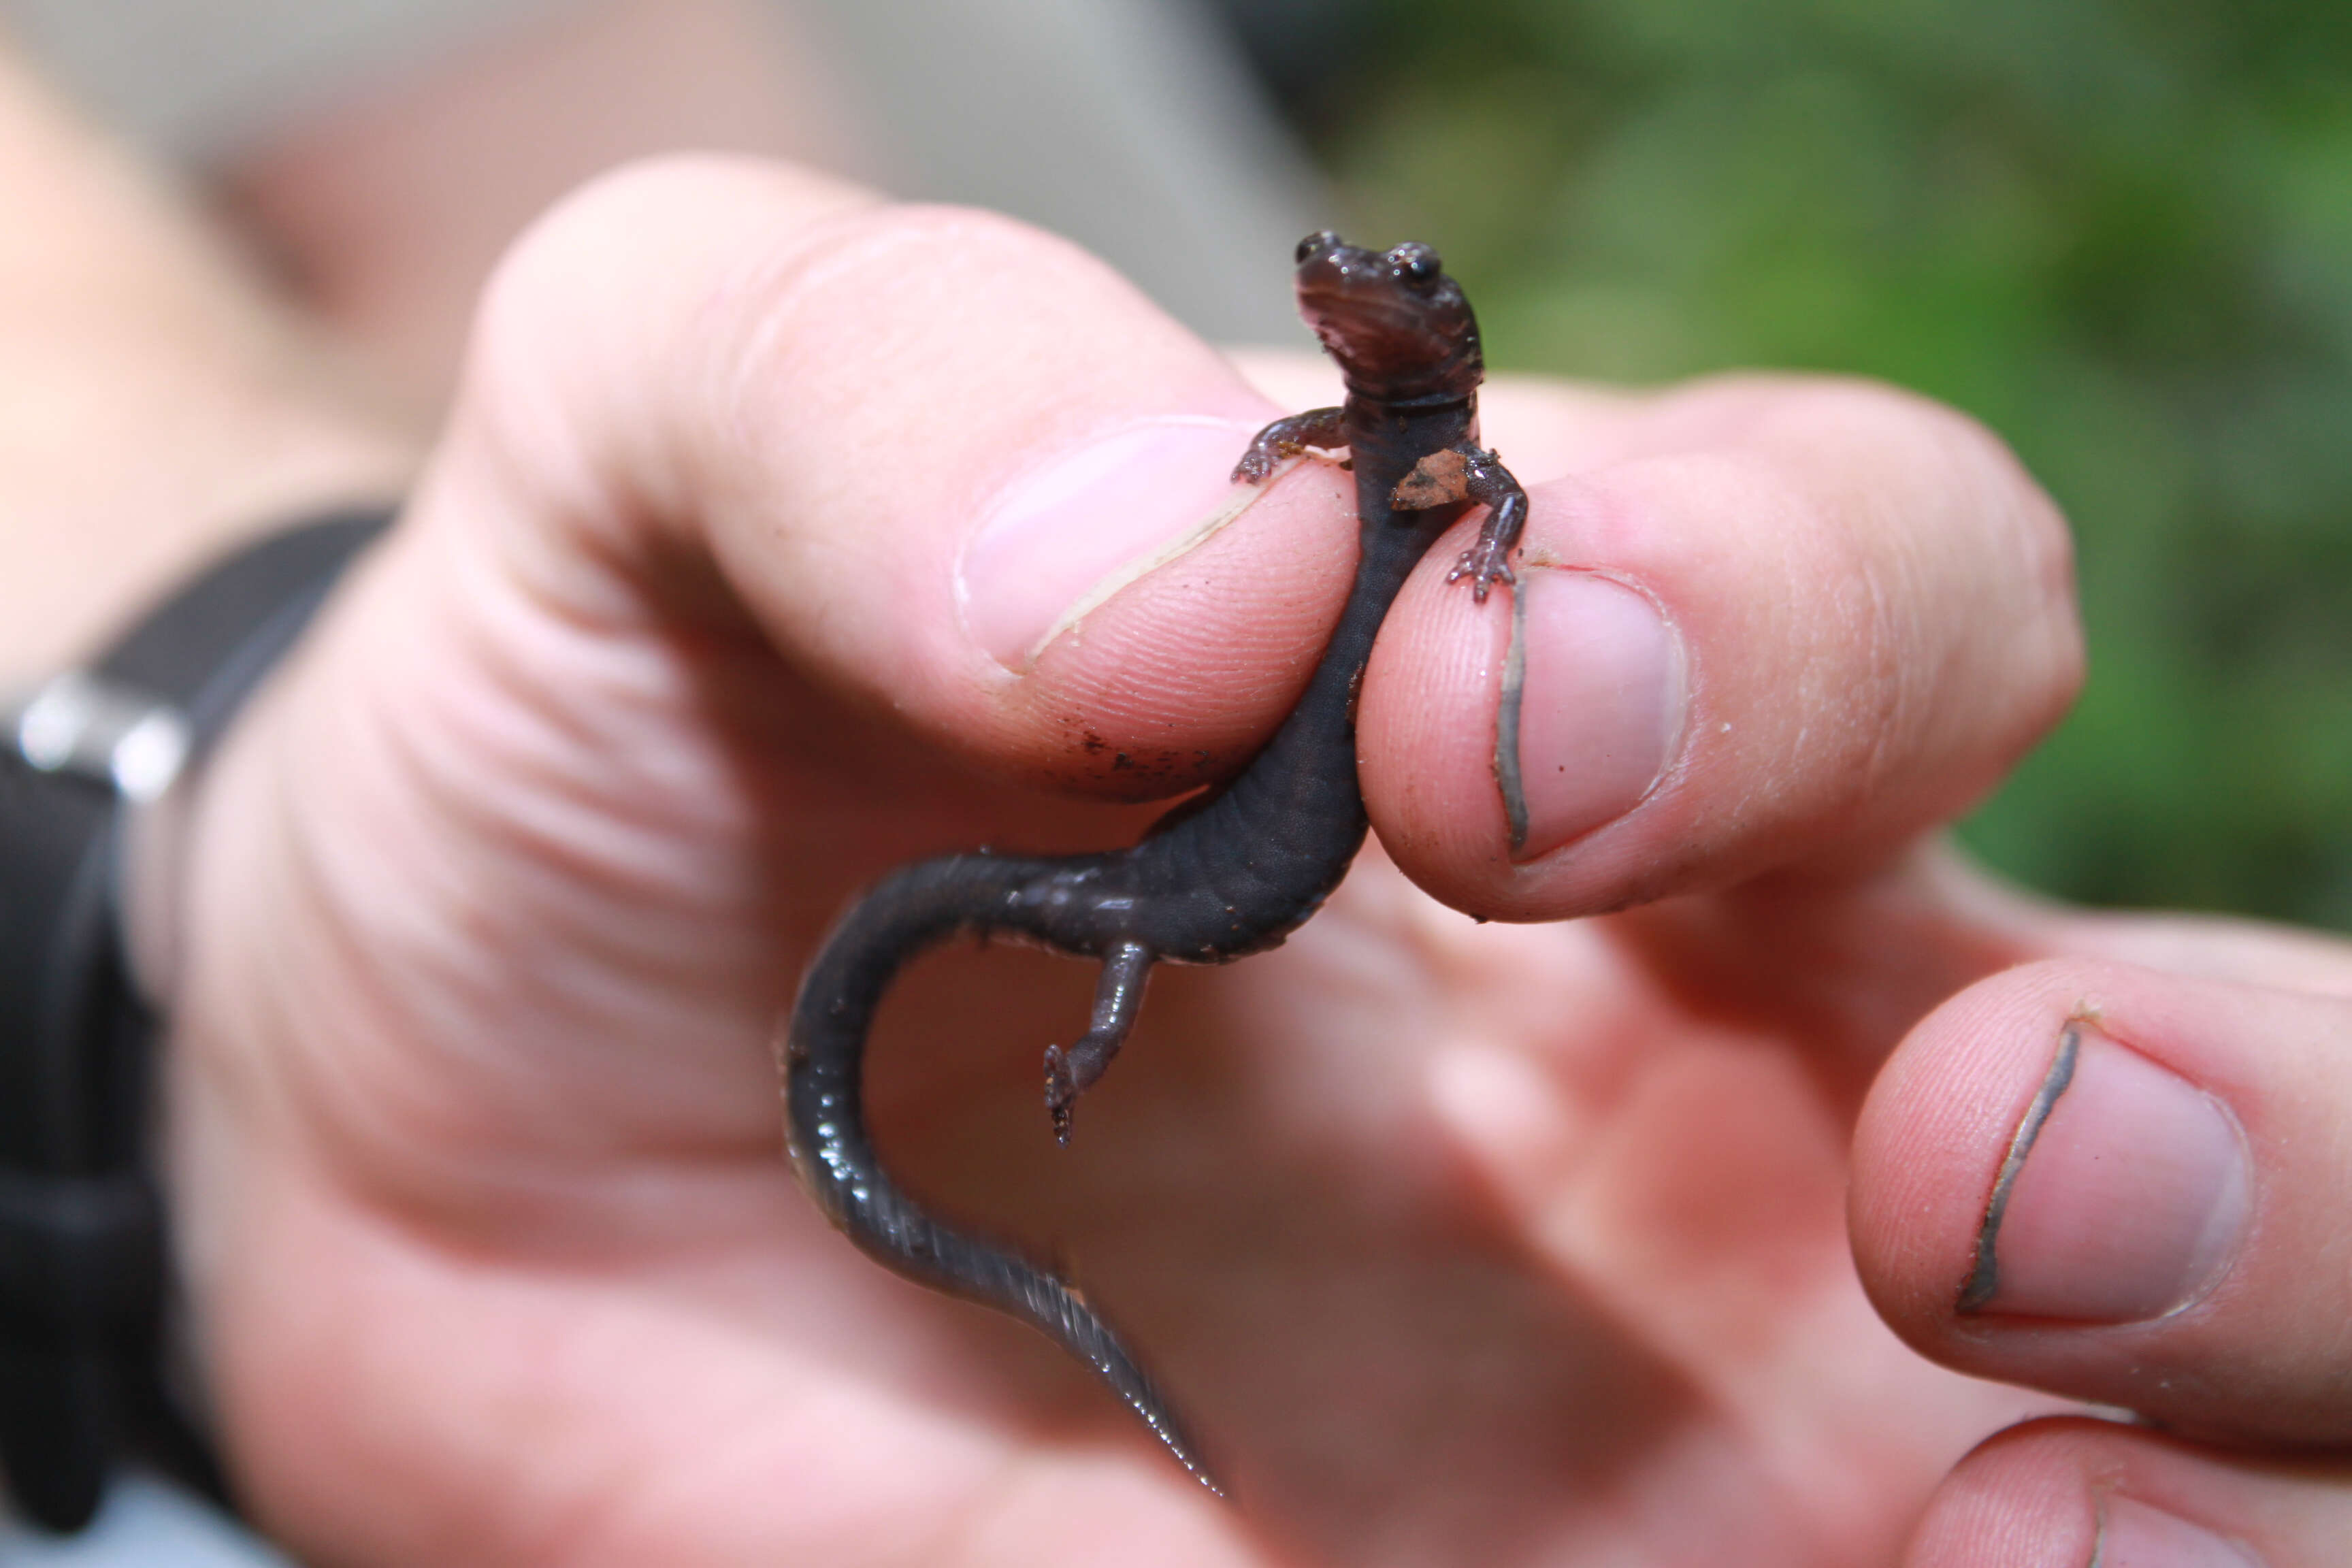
(155, 156, 2345, 1567)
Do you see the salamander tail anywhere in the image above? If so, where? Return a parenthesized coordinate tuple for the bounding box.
(782, 853, 1222, 1495)
(928, 1209, 1225, 1496)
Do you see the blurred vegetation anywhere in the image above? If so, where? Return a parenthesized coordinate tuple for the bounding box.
(1254, 0, 2352, 928)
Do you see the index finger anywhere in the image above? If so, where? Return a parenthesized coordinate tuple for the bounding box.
(1358, 374, 2084, 917)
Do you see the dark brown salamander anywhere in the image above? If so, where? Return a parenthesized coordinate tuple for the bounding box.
(783, 233, 1525, 1494)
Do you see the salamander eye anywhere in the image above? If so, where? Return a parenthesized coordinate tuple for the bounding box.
(1296, 229, 1342, 264)
(1389, 243, 1443, 287)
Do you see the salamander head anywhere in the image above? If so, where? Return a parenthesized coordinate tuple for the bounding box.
(1292, 231, 1483, 403)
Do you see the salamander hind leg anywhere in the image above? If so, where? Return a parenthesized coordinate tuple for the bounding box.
(1044, 938, 1154, 1145)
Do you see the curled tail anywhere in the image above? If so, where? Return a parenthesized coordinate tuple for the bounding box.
(782, 852, 1222, 1494)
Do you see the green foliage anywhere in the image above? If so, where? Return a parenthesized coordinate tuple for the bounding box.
(1316, 0, 2352, 927)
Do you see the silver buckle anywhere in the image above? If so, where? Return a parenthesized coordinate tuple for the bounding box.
(4, 671, 191, 804)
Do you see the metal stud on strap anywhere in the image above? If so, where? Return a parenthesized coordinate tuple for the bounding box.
(5, 673, 191, 804)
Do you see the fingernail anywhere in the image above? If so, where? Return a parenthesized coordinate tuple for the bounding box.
(960, 415, 1277, 670)
(1960, 1025, 2251, 1323)
(1498, 570, 1686, 857)
(2092, 1498, 2265, 1567)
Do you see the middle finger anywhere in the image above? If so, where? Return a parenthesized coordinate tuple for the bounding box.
(1854, 949, 2352, 1446)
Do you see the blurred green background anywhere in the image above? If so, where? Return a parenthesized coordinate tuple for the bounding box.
(1230, 0, 2352, 928)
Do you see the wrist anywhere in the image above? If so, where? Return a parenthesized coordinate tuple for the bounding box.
(0, 389, 416, 686)
(1, 508, 395, 1528)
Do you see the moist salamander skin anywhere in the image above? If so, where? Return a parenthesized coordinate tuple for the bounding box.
(782, 231, 1527, 1497)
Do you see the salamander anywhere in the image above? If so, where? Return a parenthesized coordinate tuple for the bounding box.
(783, 231, 1526, 1495)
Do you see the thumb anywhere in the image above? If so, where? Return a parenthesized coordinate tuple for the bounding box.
(413, 154, 1357, 799)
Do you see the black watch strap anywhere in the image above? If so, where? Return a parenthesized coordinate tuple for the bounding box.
(0, 505, 395, 1531)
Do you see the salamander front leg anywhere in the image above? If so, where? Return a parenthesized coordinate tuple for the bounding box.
(1044, 939, 1154, 1145)
(1231, 406, 1347, 484)
(1392, 442, 1529, 602)
(1446, 446, 1529, 603)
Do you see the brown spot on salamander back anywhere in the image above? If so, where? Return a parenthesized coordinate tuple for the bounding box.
(1392, 445, 1473, 509)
